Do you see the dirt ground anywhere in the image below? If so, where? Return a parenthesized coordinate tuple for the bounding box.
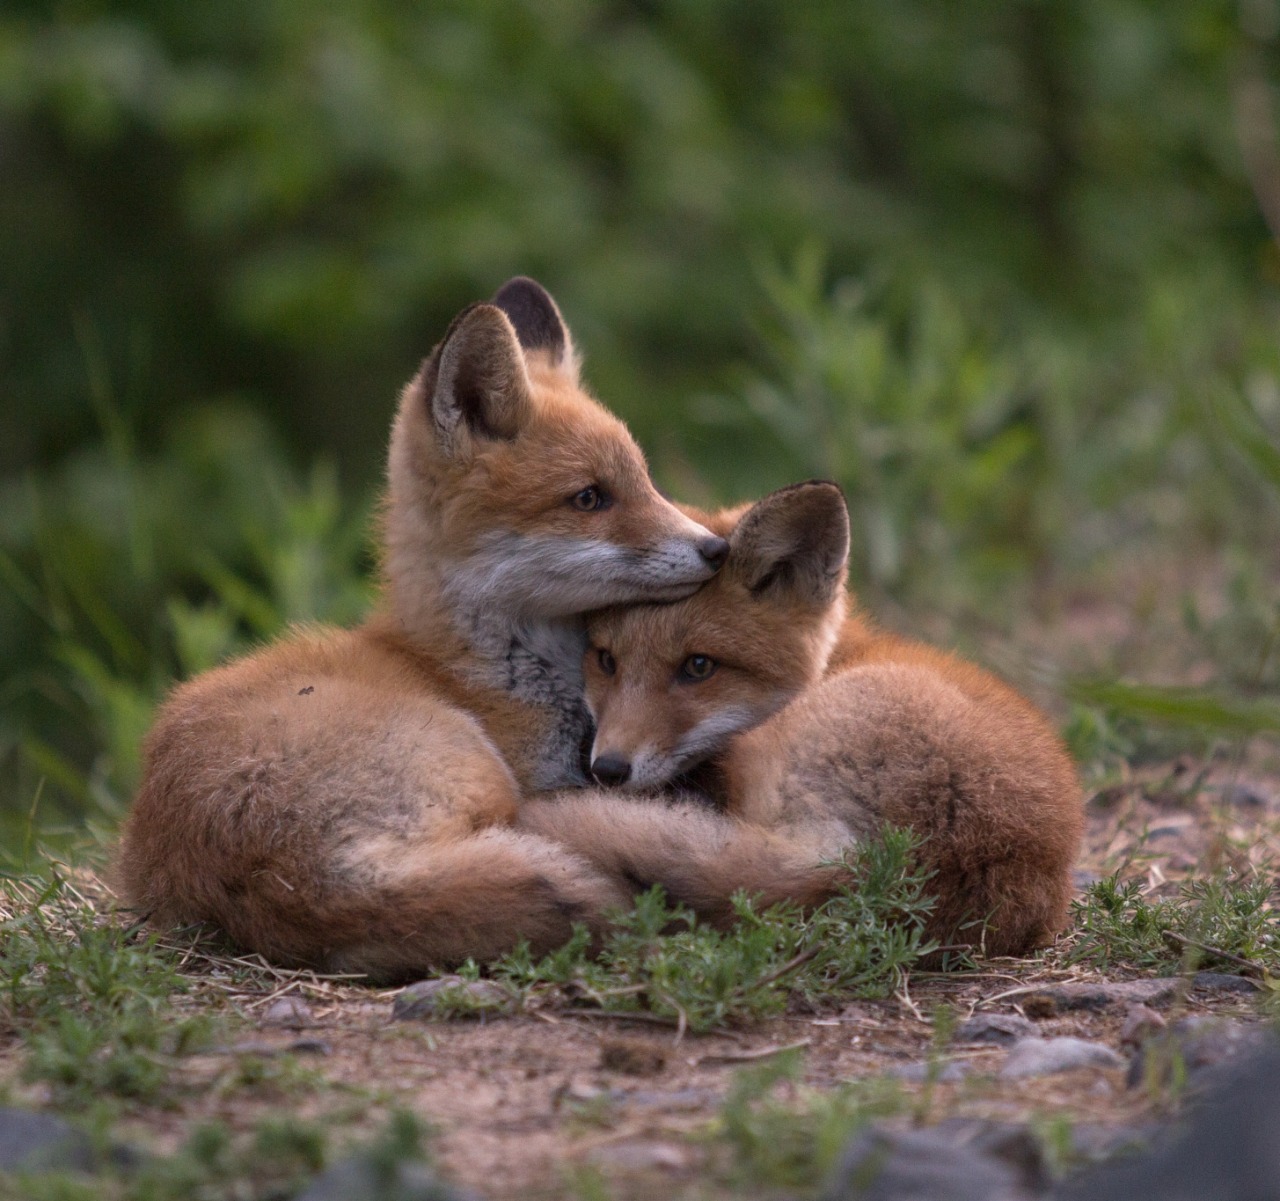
(6, 745, 1273, 1199)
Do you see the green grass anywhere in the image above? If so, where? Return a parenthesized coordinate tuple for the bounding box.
(0, 871, 218, 1110)
(0, 868, 445, 1198)
(711, 1051, 904, 1195)
(0, 1109, 435, 1201)
(423, 826, 937, 1034)
(1068, 870, 1280, 975)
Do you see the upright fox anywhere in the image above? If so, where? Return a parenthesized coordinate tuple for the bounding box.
(119, 279, 729, 979)
(522, 482, 1084, 956)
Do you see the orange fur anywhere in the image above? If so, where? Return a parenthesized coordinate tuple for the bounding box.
(533, 484, 1084, 956)
(119, 279, 728, 980)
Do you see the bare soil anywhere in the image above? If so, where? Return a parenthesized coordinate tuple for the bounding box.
(7, 746, 1277, 1199)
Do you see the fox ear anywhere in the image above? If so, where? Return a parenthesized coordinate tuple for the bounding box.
(423, 303, 533, 455)
(727, 481, 850, 608)
(492, 277, 578, 378)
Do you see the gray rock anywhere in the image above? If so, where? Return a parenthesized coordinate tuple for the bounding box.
(1066, 1123, 1155, 1164)
(1221, 783, 1270, 808)
(392, 977, 512, 1021)
(1000, 1037, 1124, 1080)
(820, 1125, 1031, 1201)
(1054, 1042, 1280, 1200)
(1190, 971, 1260, 994)
(583, 1140, 692, 1172)
(295, 1157, 475, 1201)
(930, 1119, 1050, 1193)
(0, 1108, 95, 1174)
(1126, 1017, 1268, 1091)
(889, 1059, 972, 1083)
(1019, 979, 1178, 1014)
(1118, 1003, 1166, 1051)
(216, 1037, 331, 1057)
(612, 1087, 720, 1111)
(956, 1013, 1038, 1046)
(261, 995, 314, 1027)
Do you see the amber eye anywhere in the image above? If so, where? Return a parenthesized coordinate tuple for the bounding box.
(570, 485, 608, 511)
(596, 648, 617, 676)
(678, 654, 717, 683)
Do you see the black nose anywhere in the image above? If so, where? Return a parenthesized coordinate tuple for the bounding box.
(591, 754, 632, 786)
(698, 536, 730, 569)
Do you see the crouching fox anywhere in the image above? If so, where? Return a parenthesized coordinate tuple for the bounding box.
(119, 279, 730, 979)
(521, 482, 1084, 956)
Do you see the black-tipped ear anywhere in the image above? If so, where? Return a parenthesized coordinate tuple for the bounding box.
(423, 303, 532, 456)
(492, 277, 573, 368)
(727, 482, 850, 608)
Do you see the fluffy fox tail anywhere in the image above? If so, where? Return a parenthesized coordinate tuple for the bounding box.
(518, 793, 847, 927)
(120, 827, 633, 983)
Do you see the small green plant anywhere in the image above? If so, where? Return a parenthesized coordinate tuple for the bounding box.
(714, 1051, 903, 1193)
(911, 1003, 958, 1124)
(0, 1109, 437, 1201)
(1069, 871, 1278, 974)
(0, 871, 214, 1108)
(479, 826, 938, 1033)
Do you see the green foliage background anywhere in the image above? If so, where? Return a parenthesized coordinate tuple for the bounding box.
(2, 1, 1279, 845)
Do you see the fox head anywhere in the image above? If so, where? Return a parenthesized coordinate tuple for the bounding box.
(383, 278, 728, 633)
(583, 481, 851, 790)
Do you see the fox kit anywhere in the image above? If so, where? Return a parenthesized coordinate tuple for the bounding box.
(521, 481, 1083, 956)
(119, 279, 730, 979)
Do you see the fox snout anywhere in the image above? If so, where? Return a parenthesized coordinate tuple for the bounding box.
(698, 536, 730, 569)
(590, 752, 633, 787)
(650, 514, 729, 583)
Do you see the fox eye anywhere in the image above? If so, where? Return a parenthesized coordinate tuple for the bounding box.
(678, 654, 717, 683)
(595, 648, 617, 676)
(570, 485, 609, 512)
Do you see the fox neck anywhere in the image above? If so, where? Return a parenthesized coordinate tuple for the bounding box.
(381, 513, 592, 791)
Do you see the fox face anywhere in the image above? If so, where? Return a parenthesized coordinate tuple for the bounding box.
(385, 279, 728, 626)
(583, 482, 851, 790)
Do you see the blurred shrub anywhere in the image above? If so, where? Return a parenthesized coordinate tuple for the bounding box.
(0, 0, 1271, 476)
(0, 400, 374, 845)
(697, 250, 1280, 610)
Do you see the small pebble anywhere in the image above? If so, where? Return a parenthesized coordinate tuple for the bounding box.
(392, 976, 512, 1021)
(598, 1037, 666, 1077)
(955, 1013, 1037, 1045)
(1119, 1003, 1167, 1051)
(585, 1141, 691, 1172)
(261, 995, 314, 1027)
(889, 1058, 971, 1083)
(999, 1036, 1125, 1080)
